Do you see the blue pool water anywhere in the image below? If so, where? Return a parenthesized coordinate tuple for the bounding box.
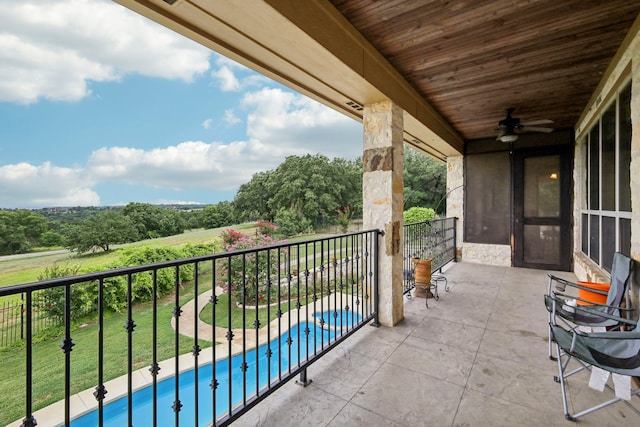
(71, 315, 360, 427)
(314, 309, 361, 329)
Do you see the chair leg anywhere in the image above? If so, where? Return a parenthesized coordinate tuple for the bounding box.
(554, 342, 640, 421)
(555, 342, 574, 420)
(548, 323, 557, 360)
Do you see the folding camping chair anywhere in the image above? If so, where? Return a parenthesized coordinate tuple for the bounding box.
(545, 252, 636, 360)
(548, 255, 639, 420)
(550, 324, 640, 420)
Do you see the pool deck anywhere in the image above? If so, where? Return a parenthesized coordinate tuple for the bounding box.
(229, 261, 640, 427)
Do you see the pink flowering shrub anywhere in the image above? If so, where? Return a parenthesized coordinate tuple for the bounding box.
(220, 229, 245, 247)
(256, 219, 277, 236)
(219, 231, 286, 304)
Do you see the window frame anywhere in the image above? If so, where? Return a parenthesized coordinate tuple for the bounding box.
(581, 80, 632, 272)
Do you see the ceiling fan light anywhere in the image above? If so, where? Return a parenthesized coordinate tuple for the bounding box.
(499, 133, 518, 143)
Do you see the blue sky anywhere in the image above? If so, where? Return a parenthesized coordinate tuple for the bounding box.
(0, 0, 363, 209)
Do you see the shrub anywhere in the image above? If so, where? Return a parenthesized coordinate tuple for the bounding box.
(336, 205, 354, 233)
(220, 233, 285, 304)
(35, 264, 92, 321)
(181, 242, 218, 257)
(116, 247, 195, 303)
(274, 208, 312, 237)
(220, 229, 246, 246)
(36, 245, 203, 319)
(256, 219, 276, 236)
(403, 207, 436, 224)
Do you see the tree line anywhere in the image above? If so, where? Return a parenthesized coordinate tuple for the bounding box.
(0, 151, 445, 256)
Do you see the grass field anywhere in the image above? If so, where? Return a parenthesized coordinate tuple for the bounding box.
(0, 226, 251, 288)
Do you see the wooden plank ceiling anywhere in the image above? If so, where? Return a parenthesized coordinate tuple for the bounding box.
(330, 0, 640, 141)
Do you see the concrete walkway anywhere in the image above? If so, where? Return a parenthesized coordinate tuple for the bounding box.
(170, 286, 225, 343)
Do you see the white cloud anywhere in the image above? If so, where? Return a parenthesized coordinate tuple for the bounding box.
(0, 162, 100, 208)
(202, 118, 213, 129)
(224, 109, 241, 126)
(87, 141, 254, 191)
(242, 88, 363, 160)
(211, 65, 241, 91)
(210, 54, 269, 92)
(0, 0, 211, 104)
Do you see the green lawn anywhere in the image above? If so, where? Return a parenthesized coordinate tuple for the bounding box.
(0, 227, 238, 289)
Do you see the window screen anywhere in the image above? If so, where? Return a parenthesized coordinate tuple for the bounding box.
(465, 151, 510, 244)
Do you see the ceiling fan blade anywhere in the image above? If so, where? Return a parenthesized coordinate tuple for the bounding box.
(523, 126, 554, 133)
(521, 119, 553, 126)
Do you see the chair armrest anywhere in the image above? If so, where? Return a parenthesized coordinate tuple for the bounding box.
(547, 292, 638, 327)
(573, 305, 638, 327)
(576, 329, 640, 340)
(548, 274, 608, 295)
(552, 290, 633, 313)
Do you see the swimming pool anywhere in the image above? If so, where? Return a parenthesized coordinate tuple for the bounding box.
(314, 309, 361, 329)
(70, 315, 360, 426)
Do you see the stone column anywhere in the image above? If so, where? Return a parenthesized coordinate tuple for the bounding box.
(362, 100, 404, 327)
(446, 156, 464, 260)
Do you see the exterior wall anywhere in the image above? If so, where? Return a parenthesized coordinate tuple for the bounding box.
(446, 155, 512, 266)
(462, 243, 512, 266)
(446, 155, 464, 259)
(573, 23, 640, 278)
(447, 156, 511, 267)
(632, 54, 640, 261)
(362, 100, 405, 327)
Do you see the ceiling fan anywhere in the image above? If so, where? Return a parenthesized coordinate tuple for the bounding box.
(496, 108, 554, 142)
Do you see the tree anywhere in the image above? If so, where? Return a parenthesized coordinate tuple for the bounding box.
(39, 230, 66, 247)
(274, 208, 312, 237)
(0, 209, 48, 254)
(121, 202, 185, 239)
(219, 230, 283, 304)
(201, 202, 234, 229)
(403, 148, 447, 214)
(233, 154, 362, 229)
(64, 211, 140, 253)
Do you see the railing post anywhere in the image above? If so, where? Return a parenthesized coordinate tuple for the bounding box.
(21, 291, 36, 427)
(296, 367, 312, 387)
(372, 229, 381, 327)
(453, 217, 458, 262)
(20, 293, 24, 341)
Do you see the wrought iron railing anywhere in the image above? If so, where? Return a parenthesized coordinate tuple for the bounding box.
(0, 230, 380, 427)
(403, 218, 457, 294)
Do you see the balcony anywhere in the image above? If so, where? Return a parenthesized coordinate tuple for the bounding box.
(2, 220, 638, 426)
(227, 262, 640, 426)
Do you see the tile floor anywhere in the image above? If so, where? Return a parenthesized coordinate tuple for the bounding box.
(230, 261, 640, 426)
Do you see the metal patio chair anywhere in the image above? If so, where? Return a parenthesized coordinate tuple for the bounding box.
(550, 323, 640, 420)
(545, 252, 636, 360)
